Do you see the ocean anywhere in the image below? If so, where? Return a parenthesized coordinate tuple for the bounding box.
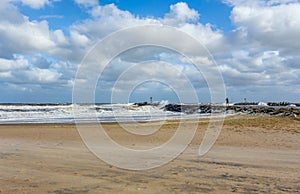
(0, 102, 212, 124)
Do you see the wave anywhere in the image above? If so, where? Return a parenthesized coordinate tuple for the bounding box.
(0, 101, 191, 124)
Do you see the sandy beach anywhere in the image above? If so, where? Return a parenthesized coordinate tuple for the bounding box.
(1, 115, 299, 193)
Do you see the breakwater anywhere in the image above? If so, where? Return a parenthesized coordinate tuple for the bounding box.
(163, 103, 300, 117)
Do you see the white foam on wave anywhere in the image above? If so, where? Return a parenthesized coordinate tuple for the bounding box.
(0, 101, 180, 124)
(0, 101, 229, 124)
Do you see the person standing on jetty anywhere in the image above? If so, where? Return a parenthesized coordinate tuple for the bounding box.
(226, 97, 229, 108)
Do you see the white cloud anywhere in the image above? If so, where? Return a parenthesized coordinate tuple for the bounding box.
(0, 18, 61, 57)
(0, 71, 13, 79)
(23, 68, 62, 83)
(150, 3, 224, 51)
(218, 49, 299, 89)
(5, 0, 60, 9)
(225, 0, 299, 6)
(0, 55, 28, 71)
(163, 2, 200, 24)
(230, 2, 300, 53)
(91, 3, 133, 19)
(20, 0, 51, 9)
(52, 29, 68, 45)
(104, 61, 200, 102)
(0, 1, 25, 24)
(70, 31, 90, 47)
(0, 54, 64, 85)
(71, 3, 159, 41)
(75, 0, 98, 7)
(39, 15, 64, 19)
(70, 2, 223, 55)
(0, 2, 68, 59)
(214, 0, 300, 102)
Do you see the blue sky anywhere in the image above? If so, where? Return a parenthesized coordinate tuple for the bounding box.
(108, 0, 233, 31)
(0, 0, 300, 103)
(19, 0, 233, 32)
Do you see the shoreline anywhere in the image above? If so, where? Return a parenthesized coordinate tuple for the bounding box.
(1, 111, 296, 125)
(0, 114, 217, 125)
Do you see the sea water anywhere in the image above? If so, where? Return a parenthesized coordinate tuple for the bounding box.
(0, 102, 210, 124)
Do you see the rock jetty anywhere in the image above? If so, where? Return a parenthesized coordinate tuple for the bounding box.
(163, 103, 300, 117)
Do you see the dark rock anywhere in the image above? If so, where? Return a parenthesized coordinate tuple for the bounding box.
(134, 102, 149, 106)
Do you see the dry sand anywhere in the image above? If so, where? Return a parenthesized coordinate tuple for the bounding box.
(0, 115, 299, 193)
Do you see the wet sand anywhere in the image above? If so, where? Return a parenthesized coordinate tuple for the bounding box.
(0, 115, 299, 193)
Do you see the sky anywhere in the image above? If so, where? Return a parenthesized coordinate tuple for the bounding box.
(0, 0, 300, 103)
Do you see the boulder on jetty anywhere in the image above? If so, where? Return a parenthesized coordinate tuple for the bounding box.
(134, 102, 149, 106)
